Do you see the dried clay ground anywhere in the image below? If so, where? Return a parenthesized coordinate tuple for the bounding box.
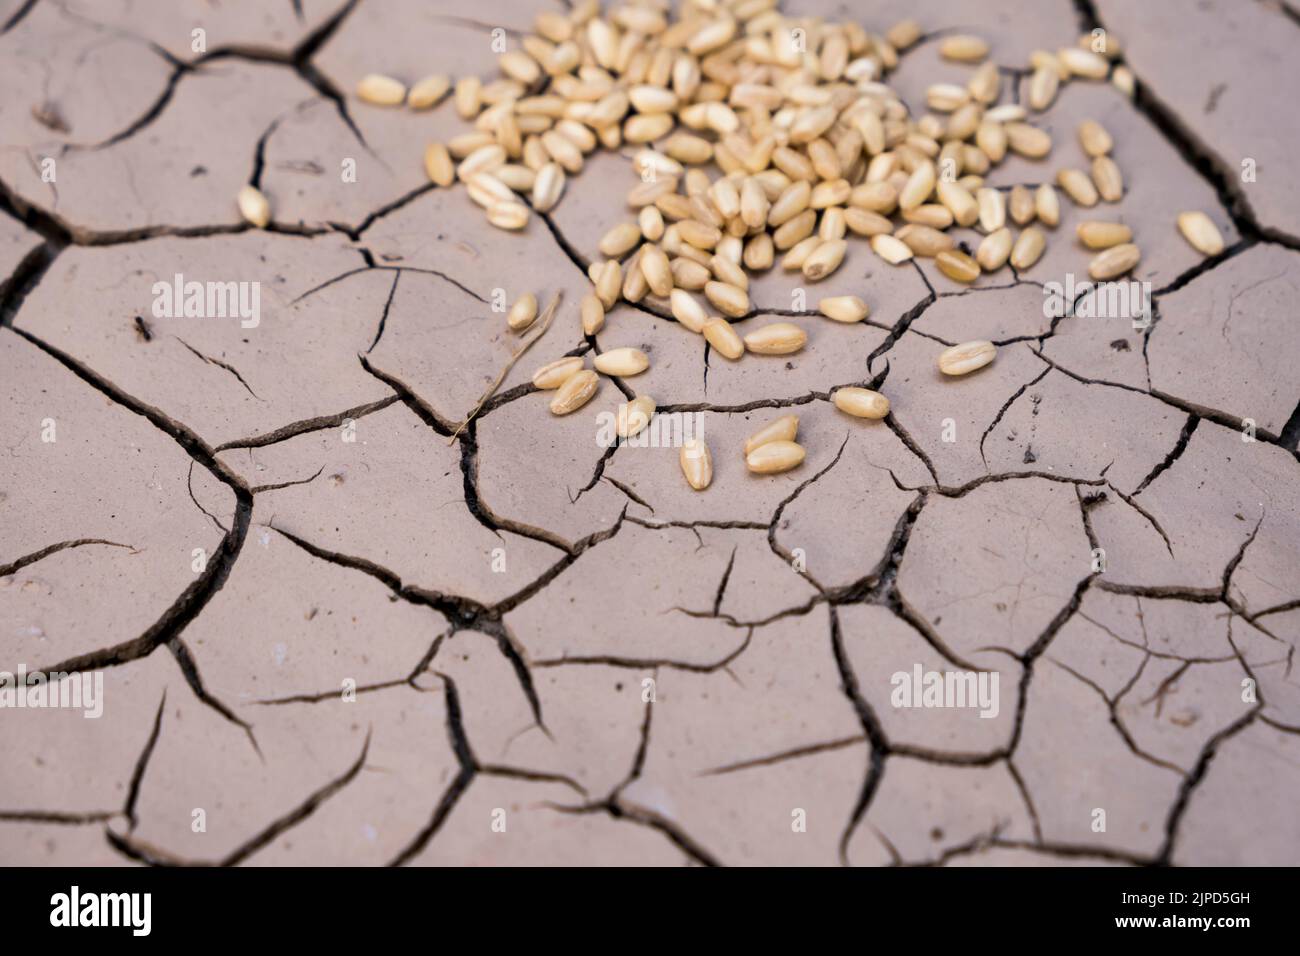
(1, 0, 1299, 867)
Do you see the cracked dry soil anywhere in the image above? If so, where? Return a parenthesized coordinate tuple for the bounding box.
(1, 0, 1298, 868)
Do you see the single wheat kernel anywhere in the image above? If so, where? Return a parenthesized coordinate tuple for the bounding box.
(772, 209, 817, 250)
(1010, 226, 1047, 270)
(887, 19, 922, 51)
(448, 132, 493, 159)
(594, 347, 650, 376)
(703, 317, 745, 359)
(237, 185, 271, 228)
(746, 440, 807, 474)
(678, 219, 723, 251)
(745, 415, 799, 456)
(1059, 46, 1109, 79)
(1035, 183, 1061, 227)
(1076, 221, 1133, 249)
(819, 296, 870, 323)
(1091, 156, 1124, 202)
(1009, 185, 1036, 226)
(532, 356, 584, 390)
(744, 233, 775, 271)
(964, 60, 997, 103)
(494, 164, 534, 192)
(705, 280, 750, 318)
(407, 74, 451, 110)
(623, 248, 650, 301)
(454, 77, 482, 118)
(1005, 123, 1052, 159)
(576, 293, 604, 335)
(670, 289, 708, 333)
(616, 396, 656, 438)
(899, 161, 937, 211)
(976, 228, 1014, 271)
(986, 104, 1027, 123)
(357, 74, 407, 106)
(1176, 211, 1225, 256)
(710, 255, 749, 291)
(851, 181, 899, 214)
(458, 144, 507, 182)
(1078, 120, 1113, 157)
(802, 239, 847, 280)
(599, 222, 642, 258)
(423, 143, 454, 187)
(904, 204, 956, 232)
(743, 322, 807, 355)
(1089, 243, 1141, 280)
(507, 293, 538, 332)
(672, 257, 711, 290)
(466, 173, 514, 209)
(976, 121, 1008, 164)
(638, 206, 664, 242)
(541, 130, 583, 173)
(927, 83, 971, 112)
(550, 369, 598, 414)
(833, 387, 890, 419)
(594, 260, 621, 309)
(782, 237, 821, 272)
(1029, 66, 1059, 111)
(938, 341, 997, 376)
(974, 187, 1006, 233)
(1057, 168, 1099, 207)
(680, 438, 713, 490)
(531, 163, 565, 212)
(872, 233, 914, 264)
(940, 35, 989, 63)
(936, 249, 981, 284)
(768, 180, 812, 226)
(625, 113, 674, 143)
(843, 208, 892, 238)
(640, 244, 674, 297)
(1112, 65, 1135, 98)
(896, 224, 955, 257)
(937, 181, 979, 228)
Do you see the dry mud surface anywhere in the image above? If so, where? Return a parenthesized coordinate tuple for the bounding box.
(1, 0, 1298, 867)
